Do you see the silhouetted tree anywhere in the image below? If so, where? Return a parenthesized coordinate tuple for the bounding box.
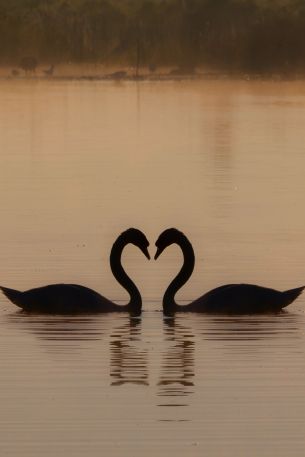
(0, 0, 304, 74)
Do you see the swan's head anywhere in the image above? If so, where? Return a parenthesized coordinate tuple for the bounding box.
(154, 228, 186, 260)
(120, 228, 150, 260)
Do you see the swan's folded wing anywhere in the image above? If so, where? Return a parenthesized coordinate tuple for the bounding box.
(197, 283, 283, 312)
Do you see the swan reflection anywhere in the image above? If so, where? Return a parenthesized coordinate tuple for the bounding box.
(4, 312, 118, 358)
(158, 318, 194, 403)
(110, 318, 149, 386)
(197, 312, 301, 342)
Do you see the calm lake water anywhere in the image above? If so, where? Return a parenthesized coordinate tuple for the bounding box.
(0, 79, 305, 456)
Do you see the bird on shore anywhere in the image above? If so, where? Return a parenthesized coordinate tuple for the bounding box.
(43, 65, 54, 76)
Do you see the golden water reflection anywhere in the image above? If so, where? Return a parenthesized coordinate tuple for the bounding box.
(110, 318, 149, 386)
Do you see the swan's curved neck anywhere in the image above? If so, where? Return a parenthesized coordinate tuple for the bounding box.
(163, 235, 195, 315)
(110, 237, 141, 315)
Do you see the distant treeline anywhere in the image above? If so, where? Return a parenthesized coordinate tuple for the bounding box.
(1, 0, 305, 73)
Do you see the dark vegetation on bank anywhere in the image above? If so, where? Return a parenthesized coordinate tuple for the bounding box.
(1, 0, 305, 74)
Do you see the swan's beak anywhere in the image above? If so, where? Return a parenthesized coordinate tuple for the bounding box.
(143, 247, 150, 260)
(154, 247, 161, 260)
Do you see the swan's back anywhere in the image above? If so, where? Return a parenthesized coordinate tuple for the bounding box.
(0, 284, 116, 314)
(188, 284, 305, 313)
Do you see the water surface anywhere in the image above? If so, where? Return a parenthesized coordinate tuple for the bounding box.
(0, 79, 305, 456)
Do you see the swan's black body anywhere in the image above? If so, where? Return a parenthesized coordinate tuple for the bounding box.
(155, 228, 304, 315)
(0, 228, 150, 315)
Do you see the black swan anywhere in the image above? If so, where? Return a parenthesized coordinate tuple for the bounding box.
(0, 228, 150, 315)
(155, 228, 304, 315)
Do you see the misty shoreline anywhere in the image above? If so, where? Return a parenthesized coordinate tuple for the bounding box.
(2, 1, 305, 76)
(2, 65, 305, 83)
(3, 73, 305, 83)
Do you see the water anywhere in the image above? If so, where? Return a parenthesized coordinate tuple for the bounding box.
(0, 79, 305, 456)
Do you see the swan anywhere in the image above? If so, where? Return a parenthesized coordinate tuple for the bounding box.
(0, 228, 150, 315)
(155, 228, 304, 315)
